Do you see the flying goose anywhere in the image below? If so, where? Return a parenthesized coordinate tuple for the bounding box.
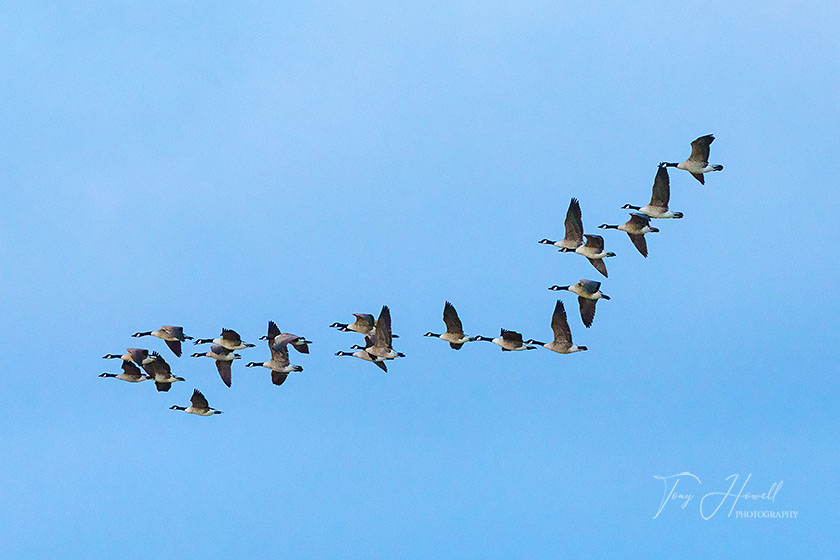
(524, 300, 588, 354)
(194, 328, 255, 351)
(361, 305, 403, 359)
(661, 134, 723, 184)
(191, 345, 241, 388)
(170, 389, 223, 416)
(102, 348, 149, 365)
(424, 301, 475, 349)
(140, 352, 185, 391)
(473, 329, 536, 351)
(99, 359, 151, 382)
(335, 349, 388, 372)
(259, 321, 312, 354)
(132, 326, 193, 357)
(560, 234, 615, 278)
(548, 279, 610, 328)
(599, 212, 659, 257)
(622, 164, 683, 219)
(539, 197, 583, 251)
(245, 333, 303, 386)
(330, 314, 399, 338)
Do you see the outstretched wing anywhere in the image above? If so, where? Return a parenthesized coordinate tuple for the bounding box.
(374, 305, 392, 349)
(688, 134, 714, 163)
(550, 300, 573, 348)
(500, 329, 523, 343)
(579, 279, 601, 294)
(442, 301, 464, 336)
(271, 371, 289, 386)
(164, 339, 183, 357)
(564, 198, 584, 245)
(221, 328, 242, 343)
(578, 297, 597, 328)
(215, 360, 233, 388)
(587, 257, 608, 278)
(191, 389, 210, 409)
(650, 165, 671, 207)
(583, 234, 604, 251)
(628, 233, 648, 257)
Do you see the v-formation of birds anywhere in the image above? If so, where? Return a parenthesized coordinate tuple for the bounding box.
(100, 135, 723, 416)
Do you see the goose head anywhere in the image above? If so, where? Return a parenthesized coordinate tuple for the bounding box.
(538, 238, 556, 245)
(548, 285, 569, 292)
(621, 204, 640, 210)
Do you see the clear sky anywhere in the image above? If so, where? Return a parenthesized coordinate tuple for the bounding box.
(1, 1, 838, 557)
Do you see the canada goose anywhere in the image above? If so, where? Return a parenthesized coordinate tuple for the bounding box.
(99, 359, 151, 382)
(140, 352, 185, 391)
(245, 333, 303, 386)
(599, 213, 659, 258)
(102, 348, 149, 365)
(473, 329, 536, 351)
(539, 198, 583, 250)
(330, 314, 399, 338)
(560, 234, 615, 278)
(622, 164, 683, 219)
(548, 279, 610, 328)
(524, 300, 588, 354)
(191, 345, 241, 388)
(424, 301, 475, 349)
(362, 305, 402, 359)
(259, 321, 312, 354)
(170, 389, 223, 416)
(194, 328, 255, 351)
(335, 350, 388, 372)
(132, 326, 193, 357)
(661, 134, 723, 184)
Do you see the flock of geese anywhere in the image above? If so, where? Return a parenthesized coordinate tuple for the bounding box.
(100, 135, 723, 416)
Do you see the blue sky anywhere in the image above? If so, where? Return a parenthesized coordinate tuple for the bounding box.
(1, 1, 838, 557)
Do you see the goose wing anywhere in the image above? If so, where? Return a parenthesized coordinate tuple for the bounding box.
(449, 342, 464, 350)
(190, 389, 210, 410)
(164, 339, 183, 357)
(579, 279, 601, 295)
(500, 329, 523, 343)
(121, 359, 143, 380)
(266, 321, 281, 347)
(352, 313, 376, 332)
(583, 234, 604, 251)
(688, 134, 714, 163)
(221, 328, 242, 344)
(550, 300, 573, 349)
(374, 305, 392, 349)
(587, 257, 608, 278)
(690, 172, 705, 185)
(215, 360, 233, 388)
(287, 336, 310, 354)
(271, 370, 289, 386)
(650, 165, 671, 207)
(155, 382, 173, 392)
(563, 198, 584, 245)
(270, 336, 293, 367)
(578, 297, 597, 328)
(442, 301, 464, 336)
(628, 233, 648, 257)
(162, 326, 187, 341)
(126, 348, 148, 365)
